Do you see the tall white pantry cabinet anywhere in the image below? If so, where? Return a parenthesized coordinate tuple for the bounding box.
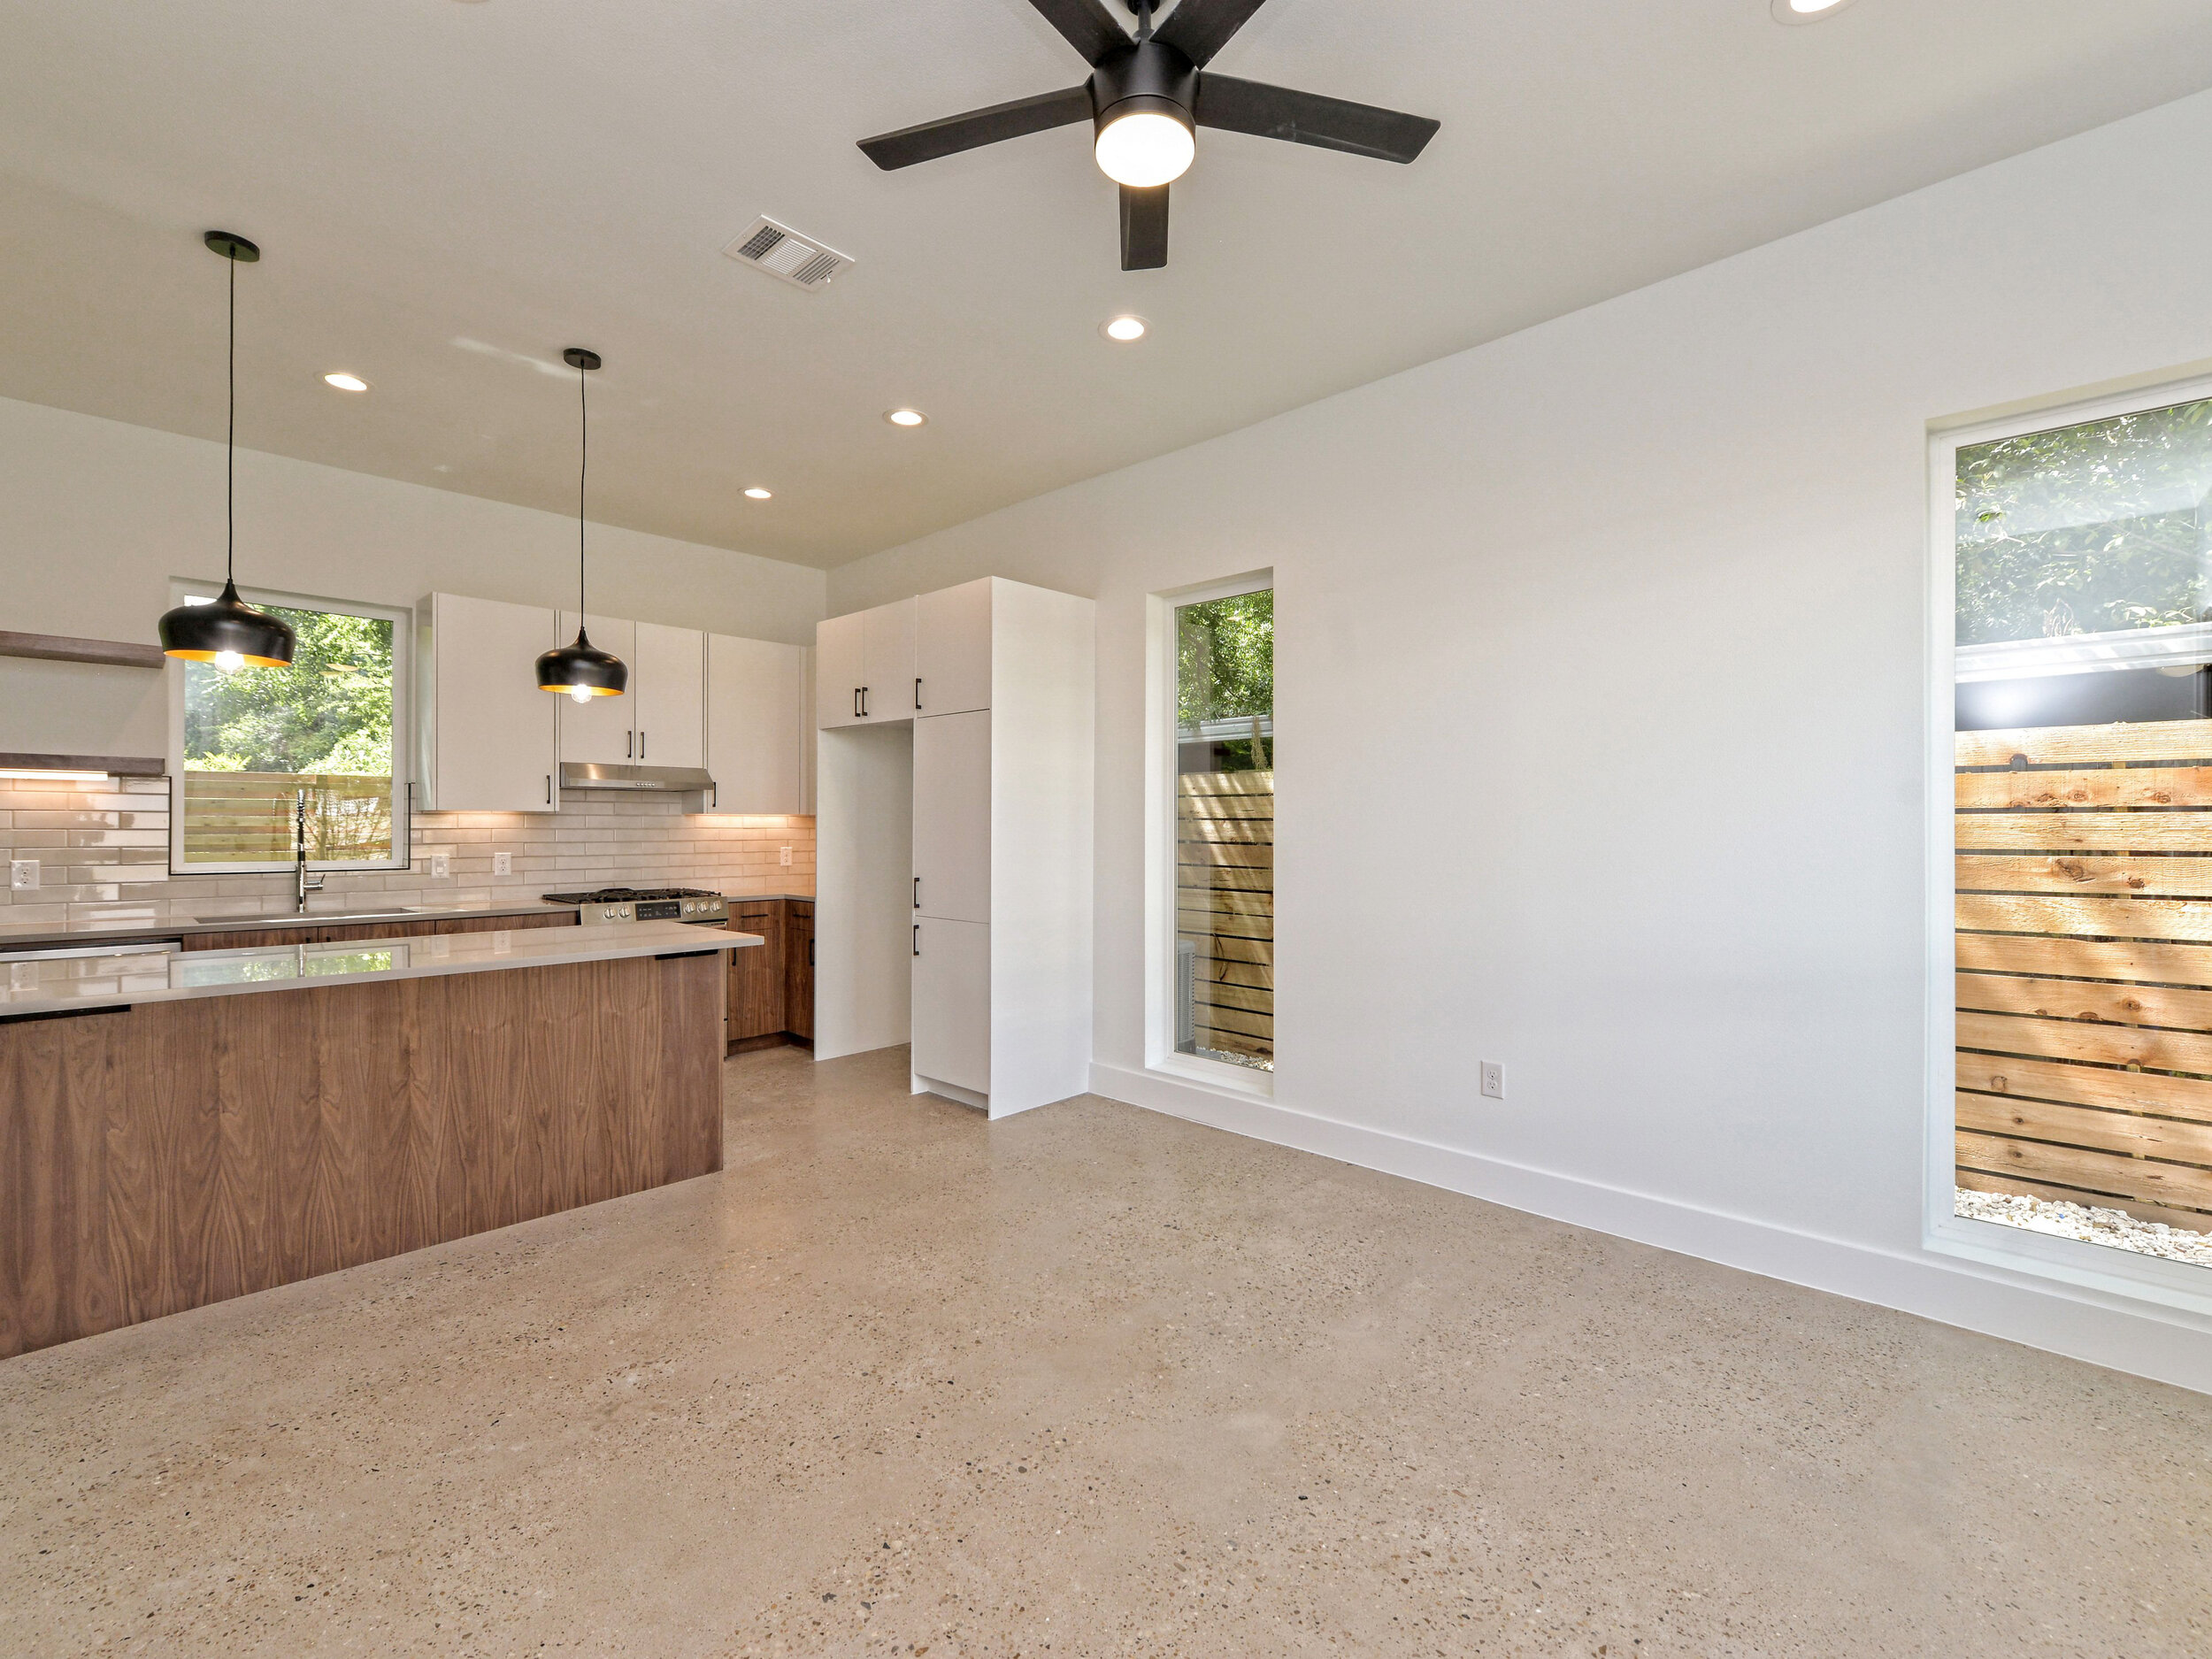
(814, 577, 1094, 1119)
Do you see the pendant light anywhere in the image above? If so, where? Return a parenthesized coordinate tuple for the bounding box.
(157, 232, 296, 669)
(535, 347, 628, 703)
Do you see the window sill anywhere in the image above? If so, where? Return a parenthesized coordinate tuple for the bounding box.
(1149, 1051, 1274, 1101)
(1926, 1210, 2212, 1322)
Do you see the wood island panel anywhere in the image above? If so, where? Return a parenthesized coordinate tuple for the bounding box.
(0, 949, 722, 1357)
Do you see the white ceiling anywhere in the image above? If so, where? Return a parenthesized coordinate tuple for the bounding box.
(4, 0, 2211, 569)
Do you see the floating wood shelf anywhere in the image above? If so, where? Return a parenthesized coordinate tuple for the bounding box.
(0, 751, 165, 778)
(0, 629, 165, 671)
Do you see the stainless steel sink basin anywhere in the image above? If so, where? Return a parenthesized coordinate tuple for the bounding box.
(189, 907, 434, 926)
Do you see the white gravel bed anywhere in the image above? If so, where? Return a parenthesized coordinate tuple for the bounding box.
(1955, 1188, 2212, 1266)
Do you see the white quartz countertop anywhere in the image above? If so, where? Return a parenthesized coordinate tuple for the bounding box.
(0, 894, 817, 952)
(0, 920, 758, 1019)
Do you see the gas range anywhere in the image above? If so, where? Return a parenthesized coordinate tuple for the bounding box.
(542, 887, 730, 927)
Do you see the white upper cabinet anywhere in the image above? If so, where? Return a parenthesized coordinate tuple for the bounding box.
(817, 611, 864, 729)
(418, 593, 562, 812)
(706, 634, 806, 814)
(916, 579, 993, 718)
(861, 597, 917, 723)
(634, 622, 705, 769)
(557, 612, 637, 764)
(912, 710, 991, 924)
(816, 597, 918, 726)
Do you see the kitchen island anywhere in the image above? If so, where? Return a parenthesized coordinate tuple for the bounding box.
(0, 920, 758, 1356)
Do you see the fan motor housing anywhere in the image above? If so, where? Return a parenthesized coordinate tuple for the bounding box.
(1090, 39, 1198, 130)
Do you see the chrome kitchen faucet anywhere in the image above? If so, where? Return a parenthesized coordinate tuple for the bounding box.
(295, 787, 326, 914)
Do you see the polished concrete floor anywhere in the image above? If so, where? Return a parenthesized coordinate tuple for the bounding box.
(3, 1045, 2208, 1656)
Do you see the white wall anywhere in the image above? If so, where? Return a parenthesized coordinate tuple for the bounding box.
(0, 395, 824, 759)
(826, 90, 2212, 1390)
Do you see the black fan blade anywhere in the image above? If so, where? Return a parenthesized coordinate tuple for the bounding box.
(1153, 0, 1271, 66)
(1026, 0, 1132, 65)
(1196, 73, 1440, 163)
(1120, 183, 1169, 270)
(859, 85, 1093, 170)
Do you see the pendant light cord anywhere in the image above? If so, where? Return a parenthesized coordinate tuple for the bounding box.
(226, 249, 236, 584)
(577, 358, 588, 618)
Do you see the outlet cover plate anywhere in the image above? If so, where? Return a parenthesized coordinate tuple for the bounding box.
(493, 852, 512, 877)
(9, 859, 36, 891)
(429, 853, 451, 879)
(1480, 1061, 1505, 1101)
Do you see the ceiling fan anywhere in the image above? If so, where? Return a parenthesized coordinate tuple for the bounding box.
(857, 0, 1440, 271)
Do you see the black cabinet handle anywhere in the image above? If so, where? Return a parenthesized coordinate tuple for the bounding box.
(915, 677, 923, 710)
(913, 876, 921, 910)
(545, 773, 552, 805)
(912, 924, 920, 956)
(807, 938, 814, 968)
(853, 687, 862, 718)
(641, 730, 647, 760)
(861, 686, 870, 718)
(626, 730, 634, 759)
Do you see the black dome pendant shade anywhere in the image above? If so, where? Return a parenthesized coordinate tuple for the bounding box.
(157, 233, 297, 668)
(537, 348, 629, 701)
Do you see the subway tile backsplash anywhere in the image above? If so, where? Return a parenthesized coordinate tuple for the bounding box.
(0, 776, 813, 926)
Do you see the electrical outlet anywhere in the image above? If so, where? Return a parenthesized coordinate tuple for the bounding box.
(9, 859, 36, 891)
(429, 852, 451, 879)
(493, 851, 512, 877)
(1480, 1061, 1505, 1101)
(780, 844, 793, 867)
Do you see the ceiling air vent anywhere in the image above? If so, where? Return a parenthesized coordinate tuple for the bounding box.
(723, 217, 856, 291)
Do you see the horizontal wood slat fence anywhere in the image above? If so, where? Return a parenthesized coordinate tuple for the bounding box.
(181, 772, 394, 864)
(1179, 769, 1273, 1064)
(1957, 718, 2212, 1232)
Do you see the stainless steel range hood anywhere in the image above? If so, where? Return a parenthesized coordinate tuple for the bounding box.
(558, 761, 716, 793)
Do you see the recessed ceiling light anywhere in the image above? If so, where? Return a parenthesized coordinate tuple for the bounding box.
(1102, 315, 1148, 343)
(324, 373, 369, 392)
(744, 487, 772, 500)
(885, 408, 927, 427)
(1770, 0, 1855, 22)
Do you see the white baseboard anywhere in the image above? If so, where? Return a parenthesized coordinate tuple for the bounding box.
(1087, 1061, 2212, 1395)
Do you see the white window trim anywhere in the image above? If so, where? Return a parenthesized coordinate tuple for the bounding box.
(167, 579, 412, 875)
(1148, 568, 1275, 1094)
(1926, 372, 2212, 1320)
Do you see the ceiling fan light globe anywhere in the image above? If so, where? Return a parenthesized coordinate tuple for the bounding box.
(1095, 110, 1194, 188)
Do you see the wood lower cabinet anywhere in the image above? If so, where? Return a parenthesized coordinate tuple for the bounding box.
(177, 910, 579, 952)
(717, 899, 814, 1050)
(785, 902, 814, 1041)
(726, 902, 787, 1043)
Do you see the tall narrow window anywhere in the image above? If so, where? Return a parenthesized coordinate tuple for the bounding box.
(1947, 390, 2212, 1270)
(171, 587, 406, 872)
(1173, 585, 1273, 1071)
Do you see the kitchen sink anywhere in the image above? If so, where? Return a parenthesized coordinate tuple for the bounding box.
(188, 907, 436, 925)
